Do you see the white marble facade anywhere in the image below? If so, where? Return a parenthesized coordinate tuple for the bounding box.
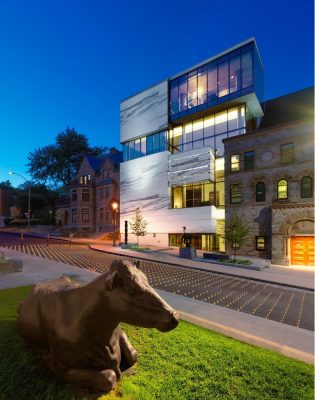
(120, 151, 216, 246)
(120, 80, 168, 142)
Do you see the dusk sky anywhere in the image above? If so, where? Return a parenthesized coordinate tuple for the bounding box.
(0, 0, 313, 187)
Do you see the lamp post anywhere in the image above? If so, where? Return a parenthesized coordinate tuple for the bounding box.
(9, 171, 31, 232)
(111, 201, 118, 247)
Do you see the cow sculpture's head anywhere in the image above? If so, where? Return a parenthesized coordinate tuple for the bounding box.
(105, 260, 179, 332)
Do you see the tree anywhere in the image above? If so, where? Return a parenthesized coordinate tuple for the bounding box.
(224, 213, 251, 260)
(129, 207, 149, 247)
(27, 127, 108, 186)
(0, 180, 14, 190)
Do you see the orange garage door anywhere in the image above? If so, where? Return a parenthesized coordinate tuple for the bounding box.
(291, 236, 314, 266)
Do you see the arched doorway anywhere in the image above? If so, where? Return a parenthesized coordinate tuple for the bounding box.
(290, 220, 314, 266)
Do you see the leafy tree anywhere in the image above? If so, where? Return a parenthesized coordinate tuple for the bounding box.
(129, 207, 149, 247)
(27, 127, 108, 186)
(0, 180, 14, 190)
(224, 213, 251, 260)
(16, 193, 48, 216)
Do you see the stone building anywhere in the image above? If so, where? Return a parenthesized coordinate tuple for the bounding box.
(224, 87, 314, 266)
(58, 151, 123, 234)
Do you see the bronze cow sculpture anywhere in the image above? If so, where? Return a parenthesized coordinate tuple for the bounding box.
(17, 260, 179, 392)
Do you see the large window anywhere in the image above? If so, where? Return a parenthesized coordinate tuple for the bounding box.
(230, 184, 242, 203)
(171, 181, 221, 208)
(99, 188, 104, 200)
(244, 151, 255, 169)
(99, 207, 104, 221)
(123, 130, 167, 161)
(82, 189, 90, 201)
(277, 179, 288, 199)
(301, 176, 313, 198)
(170, 43, 254, 117)
(168, 105, 245, 154)
(281, 143, 294, 164)
(256, 182, 265, 202)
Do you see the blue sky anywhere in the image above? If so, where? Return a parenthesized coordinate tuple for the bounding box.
(0, 0, 313, 187)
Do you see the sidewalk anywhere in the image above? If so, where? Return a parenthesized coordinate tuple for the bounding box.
(88, 242, 314, 291)
(0, 248, 313, 364)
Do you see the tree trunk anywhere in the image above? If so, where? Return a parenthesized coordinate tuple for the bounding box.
(137, 236, 139, 248)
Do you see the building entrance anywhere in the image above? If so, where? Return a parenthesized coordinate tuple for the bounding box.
(290, 236, 314, 266)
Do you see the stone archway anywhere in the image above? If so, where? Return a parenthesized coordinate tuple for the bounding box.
(272, 207, 314, 266)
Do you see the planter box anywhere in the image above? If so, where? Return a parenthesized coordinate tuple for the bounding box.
(203, 252, 229, 261)
(179, 247, 197, 259)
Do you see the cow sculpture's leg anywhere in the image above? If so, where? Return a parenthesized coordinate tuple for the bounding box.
(119, 329, 138, 371)
(66, 368, 116, 392)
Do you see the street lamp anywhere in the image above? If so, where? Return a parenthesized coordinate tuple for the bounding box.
(9, 171, 31, 232)
(111, 201, 119, 247)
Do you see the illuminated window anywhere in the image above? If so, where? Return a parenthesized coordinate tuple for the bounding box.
(301, 176, 313, 198)
(230, 184, 242, 203)
(281, 143, 294, 164)
(256, 236, 266, 251)
(230, 155, 240, 171)
(256, 182, 265, 202)
(277, 179, 288, 199)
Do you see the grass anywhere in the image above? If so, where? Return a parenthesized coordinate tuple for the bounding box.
(124, 245, 152, 252)
(0, 286, 313, 400)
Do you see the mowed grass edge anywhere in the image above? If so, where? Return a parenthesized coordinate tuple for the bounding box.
(0, 285, 313, 400)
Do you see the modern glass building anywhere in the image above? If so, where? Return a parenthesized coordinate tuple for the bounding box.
(120, 38, 264, 251)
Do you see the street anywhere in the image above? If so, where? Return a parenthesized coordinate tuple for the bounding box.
(0, 232, 313, 331)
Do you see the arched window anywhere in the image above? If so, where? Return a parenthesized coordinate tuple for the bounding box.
(277, 179, 288, 199)
(301, 176, 313, 198)
(255, 182, 265, 202)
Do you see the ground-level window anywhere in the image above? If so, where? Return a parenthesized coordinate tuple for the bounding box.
(301, 176, 313, 198)
(169, 233, 220, 251)
(230, 184, 242, 203)
(72, 208, 77, 222)
(256, 236, 266, 251)
(277, 179, 288, 199)
(256, 181, 265, 202)
(82, 208, 89, 222)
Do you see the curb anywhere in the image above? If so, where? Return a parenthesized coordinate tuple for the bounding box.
(178, 311, 314, 365)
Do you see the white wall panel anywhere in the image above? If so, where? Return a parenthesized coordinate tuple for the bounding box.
(120, 152, 217, 235)
(120, 80, 168, 142)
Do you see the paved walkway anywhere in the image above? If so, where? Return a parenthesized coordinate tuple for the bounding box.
(0, 247, 313, 365)
(88, 242, 314, 290)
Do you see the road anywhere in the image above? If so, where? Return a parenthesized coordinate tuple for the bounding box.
(0, 232, 313, 331)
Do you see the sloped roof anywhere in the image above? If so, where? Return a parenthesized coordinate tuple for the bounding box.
(86, 151, 123, 173)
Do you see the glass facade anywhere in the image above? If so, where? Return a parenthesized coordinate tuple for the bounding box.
(170, 42, 257, 120)
(169, 105, 245, 154)
(123, 130, 167, 161)
(171, 181, 217, 209)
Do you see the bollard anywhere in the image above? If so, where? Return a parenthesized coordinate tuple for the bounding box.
(20, 232, 24, 247)
(47, 233, 50, 247)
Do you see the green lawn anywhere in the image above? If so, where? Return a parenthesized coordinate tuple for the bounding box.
(0, 286, 313, 400)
